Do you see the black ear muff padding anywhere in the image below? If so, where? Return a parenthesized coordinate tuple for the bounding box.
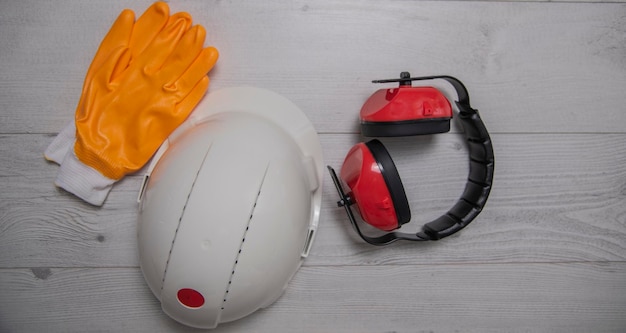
(361, 118, 451, 137)
(364, 139, 411, 225)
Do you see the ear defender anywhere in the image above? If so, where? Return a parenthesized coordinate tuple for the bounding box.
(339, 139, 410, 231)
(360, 72, 453, 137)
(328, 73, 494, 246)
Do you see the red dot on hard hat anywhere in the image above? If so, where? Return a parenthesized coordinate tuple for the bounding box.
(177, 288, 205, 308)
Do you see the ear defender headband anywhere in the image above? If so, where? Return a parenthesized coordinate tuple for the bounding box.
(328, 72, 494, 245)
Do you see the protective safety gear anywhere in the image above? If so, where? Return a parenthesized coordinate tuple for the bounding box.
(45, 2, 178, 165)
(328, 74, 494, 245)
(45, 3, 219, 206)
(137, 87, 323, 329)
(72, 24, 218, 180)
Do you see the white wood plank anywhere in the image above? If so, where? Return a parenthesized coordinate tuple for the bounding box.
(1, 133, 625, 267)
(1, 263, 625, 332)
(1, 1, 625, 134)
(312, 133, 626, 265)
(1, 1, 626, 332)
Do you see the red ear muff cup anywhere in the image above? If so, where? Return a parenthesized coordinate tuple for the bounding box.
(364, 139, 411, 226)
(339, 140, 411, 231)
(360, 86, 453, 137)
(340, 142, 407, 231)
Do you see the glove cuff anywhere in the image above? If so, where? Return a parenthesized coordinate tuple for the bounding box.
(55, 150, 116, 206)
(73, 138, 129, 180)
(44, 122, 76, 165)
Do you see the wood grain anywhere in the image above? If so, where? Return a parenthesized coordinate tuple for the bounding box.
(1, 263, 625, 332)
(1, 1, 626, 332)
(1, 133, 624, 267)
(1, 1, 625, 134)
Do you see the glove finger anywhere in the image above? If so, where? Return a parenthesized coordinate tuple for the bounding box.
(137, 12, 192, 73)
(174, 75, 209, 118)
(166, 47, 218, 100)
(129, 2, 170, 60)
(159, 25, 206, 81)
(79, 46, 130, 122)
(109, 47, 133, 83)
(86, 9, 135, 85)
(75, 8, 135, 125)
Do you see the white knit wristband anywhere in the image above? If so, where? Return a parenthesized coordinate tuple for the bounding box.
(44, 122, 76, 165)
(55, 150, 115, 206)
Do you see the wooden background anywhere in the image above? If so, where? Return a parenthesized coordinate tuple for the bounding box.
(1, 0, 625, 332)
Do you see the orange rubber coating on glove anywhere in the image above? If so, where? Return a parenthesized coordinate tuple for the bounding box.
(74, 20, 219, 180)
(76, 3, 202, 123)
(82, 2, 171, 93)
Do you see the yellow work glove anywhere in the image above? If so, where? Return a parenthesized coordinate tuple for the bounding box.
(74, 23, 218, 179)
(50, 3, 219, 205)
(45, 2, 179, 164)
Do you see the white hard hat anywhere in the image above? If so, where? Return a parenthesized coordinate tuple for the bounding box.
(136, 87, 323, 329)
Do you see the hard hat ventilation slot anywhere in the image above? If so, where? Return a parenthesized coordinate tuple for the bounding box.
(160, 147, 213, 293)
(220, 163, 270, 311)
